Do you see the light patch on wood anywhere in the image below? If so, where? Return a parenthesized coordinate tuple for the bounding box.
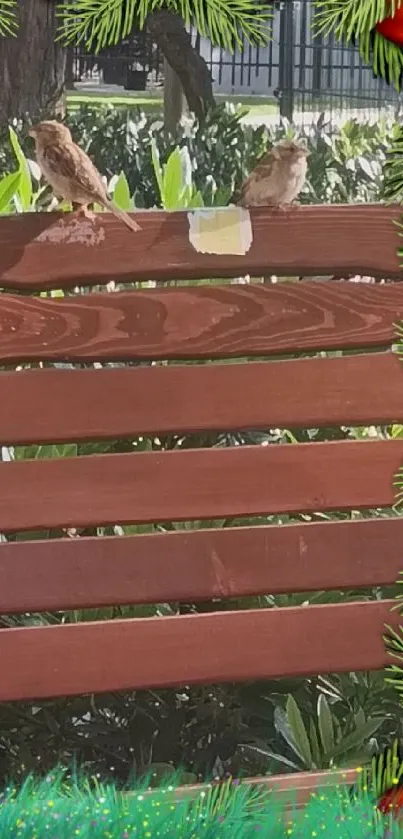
(35, 218, 106, 247)
(188, 208, 252, 256)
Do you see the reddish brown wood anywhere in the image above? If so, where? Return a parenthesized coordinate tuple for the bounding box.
(1, 352, 403, 444)
(0, 205, 401, 290)
(0, 440, 402, 532)
(170, 768, 359, 805)
(1, 517, 403, 613)
(1, 282, 403, 363)
(0, 600, 396, 700)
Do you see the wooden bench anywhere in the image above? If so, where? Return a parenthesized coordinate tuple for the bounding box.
(1, 203, 403, 804)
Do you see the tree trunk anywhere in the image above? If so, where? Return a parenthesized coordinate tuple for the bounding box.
(65, 45, 76, 91)
(0, 0, 66, 127)
(163, 58, 185, 135)
(147, 9, 214, 122)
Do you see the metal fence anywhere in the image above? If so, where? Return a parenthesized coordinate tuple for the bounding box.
(71, 0, 401, 125)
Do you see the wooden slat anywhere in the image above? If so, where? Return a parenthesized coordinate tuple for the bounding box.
(1, 518, 403, 613)
(1, 352, 403, 444)
(0, 440, 402, 532)
(2, 282, 403, 363)
(0, 205, 401, 290)
(0, 600, 396, 700)
(167, 768, 360, 806)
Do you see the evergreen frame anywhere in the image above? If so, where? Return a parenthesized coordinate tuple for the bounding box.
(315, 0, 403, 89)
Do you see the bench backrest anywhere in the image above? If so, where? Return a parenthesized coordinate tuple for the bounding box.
(0, 203, 402, 795)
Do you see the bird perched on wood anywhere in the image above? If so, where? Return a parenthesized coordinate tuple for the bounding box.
(29, 121, 141, 232)
(235, 139, 309, 209)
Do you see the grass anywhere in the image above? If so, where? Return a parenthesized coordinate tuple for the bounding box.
(66, 89, 279, 117)
(66, 89, 392, 121)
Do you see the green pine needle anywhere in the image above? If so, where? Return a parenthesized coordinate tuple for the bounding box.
(314, 0, 399, 40)
(57, 0, 273, 54)
(314, 0, 403, 89)
(0, 0, 17, 37)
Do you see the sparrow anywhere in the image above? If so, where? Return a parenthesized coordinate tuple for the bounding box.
(235, 139, 309, 209)
(29, 120, 141, 232)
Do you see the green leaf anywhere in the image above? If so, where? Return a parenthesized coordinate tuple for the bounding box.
(14, 443, 78, 460)
(285, 695, 312, 769)
(273, 705, 303, 763)
(332, 718, 384, 758)
(8, 126, 32, 210)
(308, 718, 321, 769)
(0, 170, 21, 213)
(162, 147, 185, 210)
(317, 694, 334, 756)
(151, 139, 164, 202)
(112, 171, 132, 211)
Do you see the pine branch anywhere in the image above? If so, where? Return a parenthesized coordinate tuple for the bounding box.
(314, 0, 403, 90)
(0, 0, 17, 37)
(57, 0, 273, 53)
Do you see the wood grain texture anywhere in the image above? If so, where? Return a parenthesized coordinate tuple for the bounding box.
(2, 282, 403, 363)
(1, 440, 402, 532)
(2, 352, 403, 444)
(0, 600, 396, 700)
(0, 282, 403, 362)
(1, 517, 403, 613)
(0, 205, 401, 290)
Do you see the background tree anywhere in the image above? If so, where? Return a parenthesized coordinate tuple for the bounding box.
(0, 0, 272, 128)
(148, 9, 214, 125)
(0, 0, 66, 126)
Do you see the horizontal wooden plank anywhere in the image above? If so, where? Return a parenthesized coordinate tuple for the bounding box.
(1, 517, 403, 613)
(0, 600, 396, 700)
(0, 440, 402, 532)
(167, 768, 360, 807)
(1, 352, 403, 444)
(2, 282, 403, 365)
(0, 204, 401, 290)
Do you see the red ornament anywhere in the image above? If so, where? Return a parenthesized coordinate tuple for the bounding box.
(378, 785, 403, 816)
(375, 2, 403, 46)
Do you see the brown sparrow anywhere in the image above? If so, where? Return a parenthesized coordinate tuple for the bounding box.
(29, 121, 141, 232)
(236, 139, 309, 209)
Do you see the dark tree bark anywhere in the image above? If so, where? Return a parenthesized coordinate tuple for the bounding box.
(0, 0, 66, 127)
(147, 9, 214, 121)
(163, 59, 186, 135)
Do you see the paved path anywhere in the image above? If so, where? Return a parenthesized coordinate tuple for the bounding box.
(242, 107, 397, 127)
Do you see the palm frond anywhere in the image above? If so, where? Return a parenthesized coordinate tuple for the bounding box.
(0, 0, 17, 37)
(314, 0, 403, 89)
(57, 0, 273, 53)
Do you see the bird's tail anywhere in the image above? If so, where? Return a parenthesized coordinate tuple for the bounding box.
(104, 199, 141, 232)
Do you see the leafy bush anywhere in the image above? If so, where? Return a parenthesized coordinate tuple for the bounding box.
(0, 104, 393, 213)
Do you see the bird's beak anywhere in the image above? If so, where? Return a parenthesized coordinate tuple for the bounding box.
(28, 127, 37, 138)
